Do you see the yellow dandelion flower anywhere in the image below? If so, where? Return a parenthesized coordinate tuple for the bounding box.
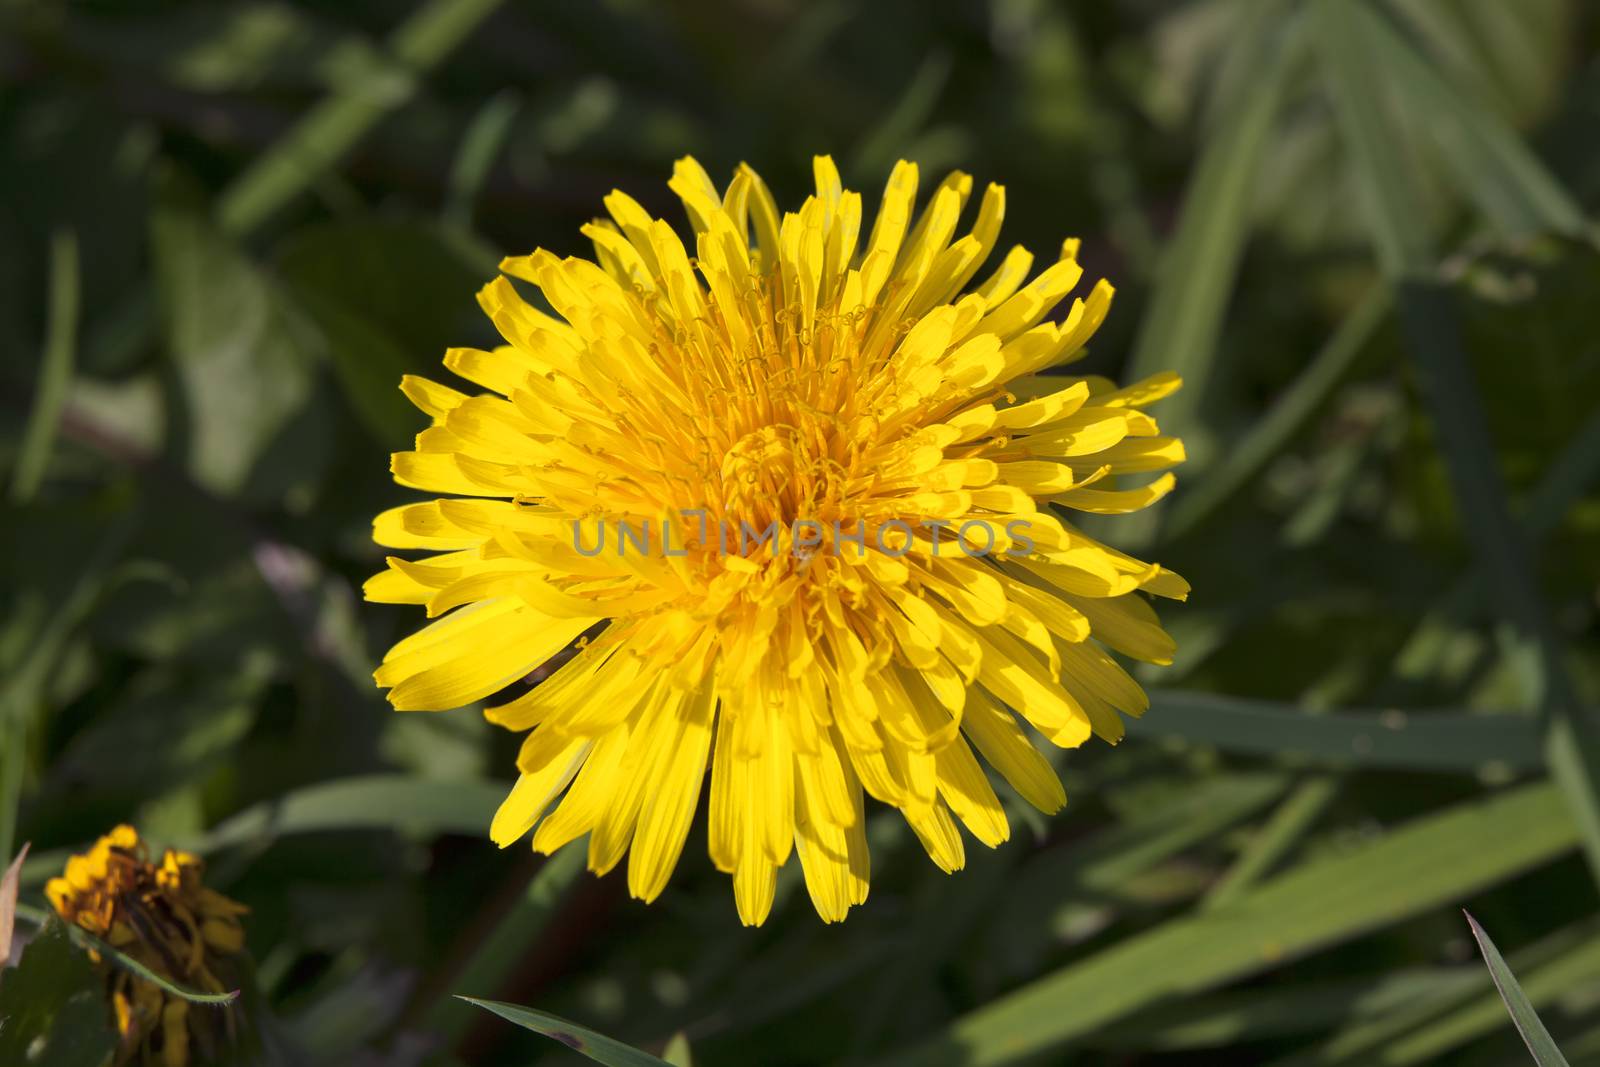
(46, 826, 247, 1067)
(367, 156, 1187, 925)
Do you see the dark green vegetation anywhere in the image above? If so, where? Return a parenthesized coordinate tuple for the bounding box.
(3, 0, 1600, 1063)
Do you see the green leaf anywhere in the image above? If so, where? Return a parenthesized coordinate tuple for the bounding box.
(1317, 0, 1600, 894)
(885, 782, 1576, 1066)
(63, 2, 392, 94)
(1313, 0, 1434, 277)
(276, 220, 489, 446)
(1166, 286, 1389, 539)
(1288, 917, 1600, 1066)
(456, 996, 671, 1067)
(1395, 279, 1600, 887)
(198, 775, 506, 852)
(150, 190, 317, 497)
(985, 773, 1288, 981)
(1202, 775, 1340, 910)
(1098, 967, 1474, 1051)
(1131, 691, 1545, 773)
(1125, 2, 1302, 470)
(216, 0, 505, 235)
(1361, 3, 1586, 239)
(1466, 912, 1572, 1066)
(445, 90, 522, 229)
(20, 775, 506, 891)
(0, 921, 118, 1066)
(13, 903, 239, 1006)
(10, 230, 79, 504)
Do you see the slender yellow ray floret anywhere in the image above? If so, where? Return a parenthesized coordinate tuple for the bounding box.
(367, 156, 1187, 924)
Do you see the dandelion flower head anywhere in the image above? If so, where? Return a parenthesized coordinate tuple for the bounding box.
(367, 156, 1187, 924)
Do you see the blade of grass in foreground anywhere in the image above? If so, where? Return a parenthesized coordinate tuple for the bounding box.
(12, 906, 238, 1005)
(1466, 912, 1572, 1067)
(457, 996, 670, 1067)
(1268, 918, 1600, 1066)
(884, 782, 1574, 1066)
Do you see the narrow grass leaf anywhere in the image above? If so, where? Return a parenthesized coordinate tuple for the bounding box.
(10, 231, 79, 504)
(1282, 918, 1600, 1066)
(1098, 968, 1474, 1051)
(1203, 776, 1339, 910)
(1398, 263, 1600, 888)
(200, 774, 505, 851)
(1466, 911, 1572, 1066)
(445, 89, 522, 228)
(457, 996, 671, 1067)
(1313, 0, 1432, 277)
(1166, 286, 1388, 538)
(885, 782, 1575, 1066)
(218, 0, 504, 234)
(1318, 0, 1600, 886)
(12, 904, 239, 1005)
(1358, 2, 1585, 239)
(1131, 691, 1545, 773)
(1127, 4, 1302, 469)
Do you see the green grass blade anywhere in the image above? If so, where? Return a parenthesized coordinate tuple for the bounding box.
(12, 905, 239, 1005)
(20, 775, 505, 888)
(444, 88, 521, 229)
(1125, 2, 1301, 470)
(1166, 285, 1389, 539)
(1268, 918, 1600, 1066)
(217, 0, 503, 235)
(883, 782, 1575, 1066)
(1098, 967, 1475, 1051)
(10, 230, 79, 505)
(1398, 279, 1600, 889)
(1202, 775, 1340, 910)
(984, 773, 1288, 970)
(1361, 3, 1585, 239)
(198, 774, 505, 852)
(456, 996, 671, 1066)
(1131, 691, 1545, 773)
(1313, 0, 1432, 277)
(1466, 912, 1573, 1067)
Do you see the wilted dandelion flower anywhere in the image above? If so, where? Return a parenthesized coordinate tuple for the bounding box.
(46, 825, 246, 1066)
(367, 156, 1187, 924)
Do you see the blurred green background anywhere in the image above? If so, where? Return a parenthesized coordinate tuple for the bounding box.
(3, 0, 1600, 1064)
